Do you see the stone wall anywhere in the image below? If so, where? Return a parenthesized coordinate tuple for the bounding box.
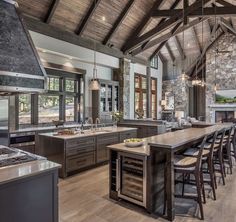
(162, 78, 189, 115)
(205, 34, 236, 121)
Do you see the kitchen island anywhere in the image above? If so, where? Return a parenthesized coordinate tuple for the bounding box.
(37, 127, 137, 178)
(108, 124, 233, 221)
(0, 146, 60, 222)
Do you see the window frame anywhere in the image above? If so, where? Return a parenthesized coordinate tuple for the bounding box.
(134, 73, 147, 118)
(17, 68, 84, 126)
(151, 77, 157, 119)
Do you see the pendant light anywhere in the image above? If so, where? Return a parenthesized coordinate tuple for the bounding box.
(89, 0, 100, 91)
(214, 0, 217, 92)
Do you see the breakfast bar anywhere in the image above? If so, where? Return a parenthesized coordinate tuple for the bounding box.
(108, 124, 233, 221)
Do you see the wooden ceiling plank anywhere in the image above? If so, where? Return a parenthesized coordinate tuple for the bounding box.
(122, 0, 213, 53)
(173, 36, 186, 59)
(44, 0, 60, 24)
(149, 41, 166, 61)
(152, 6, 236, 17)
(158, 52, 166, 63)
(103, 0, 136, 45)
(75, 0, 102, 36)
(132, 18, 207, 56)
(165, 42, 175, 63)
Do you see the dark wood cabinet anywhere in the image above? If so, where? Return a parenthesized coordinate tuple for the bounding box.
(119, 130, 137, 142)
(97, 133, 119, 163)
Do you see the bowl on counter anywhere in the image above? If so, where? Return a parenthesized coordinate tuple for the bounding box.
(124, 138, 144, 148)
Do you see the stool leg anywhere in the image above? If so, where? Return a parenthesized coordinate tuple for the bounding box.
(219, 150, 226, 185)
(182, 173, 185, 196)
(195, 172, 204, 220)
(208, 158, 216, 200)
(227, 144, 233, 174)
(200, 169, 206, 204)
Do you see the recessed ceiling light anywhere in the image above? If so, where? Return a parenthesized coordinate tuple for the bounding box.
(42, 49, 47, 53)
(187, 43, 191, 47)
(102, 16, 106, 21)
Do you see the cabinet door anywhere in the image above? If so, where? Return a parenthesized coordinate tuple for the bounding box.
(97, 134, 119, 163)
(119, 130, 137, 143)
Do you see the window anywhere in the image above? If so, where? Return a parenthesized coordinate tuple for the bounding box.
(48, 76, 60, 91)
(19, 94, 31, 124)
(65, 96, 75, 122)
(38, 95, 60, 123)
(150, 56, 158, 69)
(65, 79, 75, 92)
(135, 74, 147, 118)
(151, 78, 157, 119)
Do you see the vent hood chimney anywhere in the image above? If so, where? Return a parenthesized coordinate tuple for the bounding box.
(0, 0, 47, 95)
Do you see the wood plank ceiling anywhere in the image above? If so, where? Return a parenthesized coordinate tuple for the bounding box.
(17, 0, 236, 75)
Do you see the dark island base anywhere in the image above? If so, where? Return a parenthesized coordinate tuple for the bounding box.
(0, 169, 58, 222)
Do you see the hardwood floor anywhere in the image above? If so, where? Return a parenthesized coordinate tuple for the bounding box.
(59, 165, 236, 222)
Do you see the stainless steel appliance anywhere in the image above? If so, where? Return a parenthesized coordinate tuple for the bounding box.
(116, 152, 147, 207)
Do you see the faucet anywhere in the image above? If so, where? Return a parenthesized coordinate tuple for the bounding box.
(87, 117, 94, 132)
(95, 118, 101, 131)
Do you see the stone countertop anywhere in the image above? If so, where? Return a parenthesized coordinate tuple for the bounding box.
(0, 160, 61, 185)
(38, 127, 137, 140)
(107, 123, 233, 155)
(108, 140, 150, 156)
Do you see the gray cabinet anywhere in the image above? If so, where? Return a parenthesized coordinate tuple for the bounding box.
(97, 133, 119, 163)
(92, 79, 119, 122)
(119, 130, 137, 142)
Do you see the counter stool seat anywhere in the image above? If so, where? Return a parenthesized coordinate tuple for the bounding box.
(174, 155, 197, 169)
(184, 148, 210, 157)
(197, 143, 219, 151)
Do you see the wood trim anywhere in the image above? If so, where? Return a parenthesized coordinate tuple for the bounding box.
(23, 15, 148, 66)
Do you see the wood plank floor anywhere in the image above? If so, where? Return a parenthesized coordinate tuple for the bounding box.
(59, 165, 236, 222)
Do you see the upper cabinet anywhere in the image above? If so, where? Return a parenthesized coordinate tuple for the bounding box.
(92, 79, 119, 122)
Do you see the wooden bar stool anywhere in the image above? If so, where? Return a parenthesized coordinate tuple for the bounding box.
(173, 136, 208, 220)
(230, 125, 236, 160)
(184, 131, 218, 201)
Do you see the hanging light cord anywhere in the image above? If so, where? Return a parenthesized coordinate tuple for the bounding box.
(182, 0, 185, 74)
(214, 0, 217, 91)
(201, 0, 204, 86)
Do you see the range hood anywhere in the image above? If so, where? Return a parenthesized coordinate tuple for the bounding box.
(0, 0, 47, 95)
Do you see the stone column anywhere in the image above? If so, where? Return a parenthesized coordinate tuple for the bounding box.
(113, 58, 131, 119)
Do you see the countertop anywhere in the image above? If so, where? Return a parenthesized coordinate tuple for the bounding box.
(39, 127, 137, 140)
(108, 123, 233, 155)
(0, 160, 61, 185)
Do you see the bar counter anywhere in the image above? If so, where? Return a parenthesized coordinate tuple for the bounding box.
(108, 123, 233, 221)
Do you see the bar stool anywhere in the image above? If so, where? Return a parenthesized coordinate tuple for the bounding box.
(184, 131, 218, 200)
(230, 125, 236, 160)
(174, 136, 207, 220)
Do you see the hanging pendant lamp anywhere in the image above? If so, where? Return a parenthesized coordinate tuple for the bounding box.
(89, 0, 100, 91)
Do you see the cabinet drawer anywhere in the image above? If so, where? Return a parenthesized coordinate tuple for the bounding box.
(119, 131, 137, 142)
(97, 146, 109, 163)
(66, 137, 95, 148)
(147, 127, 158, 136)
(67, 152, 95, 172)
(66, 145, 95, 157)
(97, 134, 119, 145)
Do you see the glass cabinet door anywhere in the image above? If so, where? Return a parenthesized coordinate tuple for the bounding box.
(114, 86, 119, 112)
(100, 84, 106, 112)
(107, 85, 113, 112)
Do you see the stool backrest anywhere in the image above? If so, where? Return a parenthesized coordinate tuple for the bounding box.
(232, 125, 236, 142)
(226, 126, 234, 147)
(196, 136, 208, 171)
(218, 128, 226, 153)
(209, 131, 218, 159)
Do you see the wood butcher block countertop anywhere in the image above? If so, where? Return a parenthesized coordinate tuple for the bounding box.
(108, 123, 233, 155)
(0, 160, 61, 185)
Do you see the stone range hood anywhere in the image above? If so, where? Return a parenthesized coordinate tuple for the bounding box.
(0, 0, 47, 95)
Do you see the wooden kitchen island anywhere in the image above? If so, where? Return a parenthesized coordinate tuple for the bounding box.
(108, 124, 233, 221)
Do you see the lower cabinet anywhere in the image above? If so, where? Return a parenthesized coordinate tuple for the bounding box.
(97, 133, 119, 163)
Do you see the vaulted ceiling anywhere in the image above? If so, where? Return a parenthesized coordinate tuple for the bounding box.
(17, 0, 236, 76)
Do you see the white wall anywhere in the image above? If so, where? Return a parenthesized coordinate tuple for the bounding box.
(30, 31, 163, 120)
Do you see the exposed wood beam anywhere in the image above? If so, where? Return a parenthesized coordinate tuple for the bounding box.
(186, 25, 222, 75)
(125, 0, 165, 41)
(220, 23, 228, 33)
(44, 0, 60, 24)
(122, 0, 212, 53)
(23, 15, 148, 66)
(216, 0, 235, 7)
(220, 17, 236, 36)
(165, 42, 175, 63)
(133, 0, 182, 57)
(152, 6, 236, 17)
(192, 26, 202, 53)
(103, 0, 135, 45)
(75, 0, 102, 36)
(183, 0, 189, 25)
(149, 41, 166, 61)
(173, 36, 186, 59)
(158, 52, 166, 63)
(132, 18, 207, 56)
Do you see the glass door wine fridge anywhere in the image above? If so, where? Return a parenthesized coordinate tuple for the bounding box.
(116, 152, 147, 207)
